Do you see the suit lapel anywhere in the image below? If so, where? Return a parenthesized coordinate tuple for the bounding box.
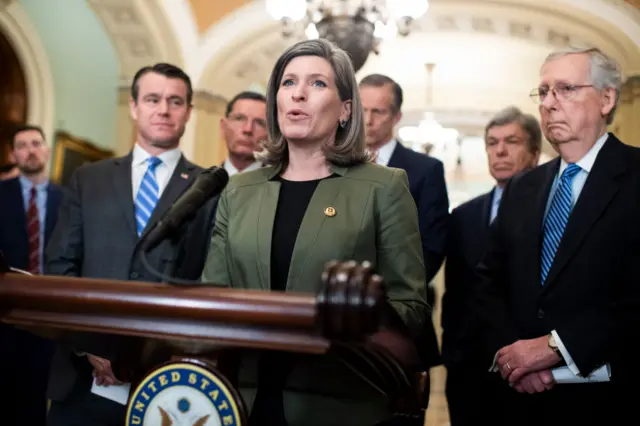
(140, 156, 197, 239)
(521, 160, 560, 291)
(256, 180, 280, 290)
(543, 137, 626, 291)
(481, 189, 494, 229)
(111, 154, 137, 237)
(286, 176, 344, 292)
(8, 178, 28, 241)
(45, 184, 62, 244)
(386, 141, 404, 169)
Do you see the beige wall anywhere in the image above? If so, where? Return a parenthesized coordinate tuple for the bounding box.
(190, 90, 228, 168)
(612, 76, 640, 146)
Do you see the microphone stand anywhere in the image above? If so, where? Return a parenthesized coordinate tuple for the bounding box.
(137, 221, 213, 287)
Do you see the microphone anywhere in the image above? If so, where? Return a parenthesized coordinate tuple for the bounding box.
(136, 166, 229, 286)
(139, 166, 229, 253)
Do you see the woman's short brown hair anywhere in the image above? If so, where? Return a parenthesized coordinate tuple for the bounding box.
(255, 38, 369, 168)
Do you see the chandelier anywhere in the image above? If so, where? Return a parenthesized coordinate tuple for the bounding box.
(399, 63, 460, 155)
(266, 0, 429, 72)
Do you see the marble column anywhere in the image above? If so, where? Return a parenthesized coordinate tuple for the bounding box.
(611, 75, 640, 146)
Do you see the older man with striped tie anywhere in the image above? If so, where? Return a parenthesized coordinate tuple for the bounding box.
(44, 63, 218, 426)
(475, 47, 640, 425)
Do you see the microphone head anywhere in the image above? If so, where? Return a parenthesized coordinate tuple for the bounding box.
(198, 166, 229, 196)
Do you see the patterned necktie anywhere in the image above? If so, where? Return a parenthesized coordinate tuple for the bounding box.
(540, 163, 582, 284)
(135, 157, 162, 236)
(27, 187, 40, 274)
(490, 190, 502, 223)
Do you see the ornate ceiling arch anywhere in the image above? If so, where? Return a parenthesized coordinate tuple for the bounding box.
(87, 0, 184, 83)
(191, 0, 640, 105)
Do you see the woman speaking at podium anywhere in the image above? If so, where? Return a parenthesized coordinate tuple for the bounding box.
(201, 38, 428, 426)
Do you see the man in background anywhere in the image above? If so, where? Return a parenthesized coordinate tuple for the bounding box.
(220, 91, 267, 176)
(45, 63, 218, 426)
(359, 74, 450, 409)
(441, 106, 541, 425)
(0, 124, 64, 425)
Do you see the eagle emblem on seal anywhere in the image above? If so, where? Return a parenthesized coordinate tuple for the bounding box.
(158, 406, 210, 426)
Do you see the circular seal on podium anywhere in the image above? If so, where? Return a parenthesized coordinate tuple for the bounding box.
(126, 359, 246, 426)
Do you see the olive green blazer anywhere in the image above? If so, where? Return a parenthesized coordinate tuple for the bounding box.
(200, 161, 428, 425)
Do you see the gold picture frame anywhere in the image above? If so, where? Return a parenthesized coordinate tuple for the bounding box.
(51, 131, 114, 186)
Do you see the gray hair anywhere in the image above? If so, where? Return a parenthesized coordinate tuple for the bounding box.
(255, 38, 369, 168)
(485, 106, 542, 154)
(543, 47, 622, 124)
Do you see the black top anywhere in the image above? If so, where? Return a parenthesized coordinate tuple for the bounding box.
(269, 176, 323, 291)
(250, 175, 326, 426)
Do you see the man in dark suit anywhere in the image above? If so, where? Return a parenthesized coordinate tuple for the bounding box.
(220, 91, 267, 176)
(359, 74, 449, 408)
(0, 124, 63, 425)
(441, 106, 541, 425)
(44, 63, 218, 426)
(0, 162, 19, 180)
(477, 47, 640, 425)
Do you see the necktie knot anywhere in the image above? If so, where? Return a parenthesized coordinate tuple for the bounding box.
(561, 163, 581, 182)
(147, 157, 162, 170)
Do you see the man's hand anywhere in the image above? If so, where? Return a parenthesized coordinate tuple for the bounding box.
(87, 354, 123, 386)
(496, 335, 562, 384)
(512, 369, 555, 394)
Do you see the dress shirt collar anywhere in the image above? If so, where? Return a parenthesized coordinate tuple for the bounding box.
(223, 158, 261, 177)
(132, 143, 182, 170)
(18, 174, 48, 192)
(375, 139, 398, 166)
(558, 132, 609, 176)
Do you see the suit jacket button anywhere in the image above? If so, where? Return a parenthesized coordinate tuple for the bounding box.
(130, 272, 139, 279)
(537, 309, 545, 319)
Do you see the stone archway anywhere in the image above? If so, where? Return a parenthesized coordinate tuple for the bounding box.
(0, 24, 26, 166)
(0, 1, 54, 143)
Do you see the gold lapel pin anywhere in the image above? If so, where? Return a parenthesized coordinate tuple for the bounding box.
(180, 173, 189, 179)
(324, 207, 336, 217)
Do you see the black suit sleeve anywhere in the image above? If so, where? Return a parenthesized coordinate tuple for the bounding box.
(474, 182, 519, 362)
(417, 160, 449, 282)
(441, 209, 477, 365)
(555, 256, 640, 376)
(44, 170, 83, 277)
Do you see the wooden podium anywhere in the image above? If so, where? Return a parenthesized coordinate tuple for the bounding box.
(0, 271, 424, 425)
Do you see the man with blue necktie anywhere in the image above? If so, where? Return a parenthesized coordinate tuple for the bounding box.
(44, 63, 218, 426)
(476, 47, 640, 425)
(0, 125, 63, 426)
(441, 106, 540, 425)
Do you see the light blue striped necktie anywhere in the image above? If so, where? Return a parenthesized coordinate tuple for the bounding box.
(540, 163, 581, 285)
(135, 157, 162, 236)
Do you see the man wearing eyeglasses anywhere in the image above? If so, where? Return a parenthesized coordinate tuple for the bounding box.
(220, 91, 267, 176)
(476, 47, 640, 425)
(359, 74, 449, 414)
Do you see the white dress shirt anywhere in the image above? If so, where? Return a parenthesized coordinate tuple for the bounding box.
(131, 143, 182, 201)
(489, 186, 504, 224)
(374, 139, 397, 167)
(223, 158, 262, 177)
(545, 131, 609, 376)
